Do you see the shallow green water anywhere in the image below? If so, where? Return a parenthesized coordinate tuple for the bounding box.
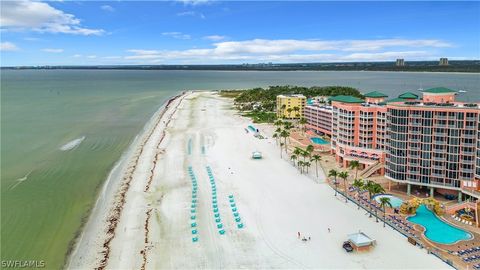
(1, 69, 478, 269)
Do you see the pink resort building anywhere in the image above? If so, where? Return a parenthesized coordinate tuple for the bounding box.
(304, 88, 480, 200)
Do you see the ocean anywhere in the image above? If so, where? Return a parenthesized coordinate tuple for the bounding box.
(1, 69, 478, 268)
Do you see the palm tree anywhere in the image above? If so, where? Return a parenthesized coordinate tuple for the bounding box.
(349, 160, 361, 180)
(272, 133, 279, 145)
(293, 147, 302, 157)
(290, 154, 297, 166)
(329, 169, 339, 196)
(286, 108, 293, 118)
(339, 171, 349, 203)
(299, 117, 307, 133)
(280, 129, 289, 153)
(279, 142, 285, 158)
(364, 180, 375, 217)
(280, 104, 286, 117)
(365, 181, 385, 221)
(311, 154, 321, 178)
(379, 197, 392, 227)
(301, 150, 309, 162)
(274, 120, 283, 127)
(306, 144, 314, 154)
(371, 183, 385, 222)
(293, 106, 300, 117)
(298, 161, 304, 174)
(352, 179, 364, 209)
(284, 121, 293, 130)
(304, 161, 311, 173)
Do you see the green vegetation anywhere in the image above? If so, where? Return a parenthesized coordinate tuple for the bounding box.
(221, 85, 362, 123)
(218, 90, 243, 98)
(241, 111, 277, 123)
(233, 85, 362, 109)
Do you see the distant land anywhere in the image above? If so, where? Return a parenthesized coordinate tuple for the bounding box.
(2, 60, 480, 72)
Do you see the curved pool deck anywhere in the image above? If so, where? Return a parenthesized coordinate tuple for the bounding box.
(407, 205, 472, 245)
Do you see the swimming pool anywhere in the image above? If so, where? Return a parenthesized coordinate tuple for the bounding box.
(374, 194, 403, 208)
(310, 137, 329, 145)
(407, 205, 472, 244)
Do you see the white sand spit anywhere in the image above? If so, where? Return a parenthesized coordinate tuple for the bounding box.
(68, 91, 450, 269)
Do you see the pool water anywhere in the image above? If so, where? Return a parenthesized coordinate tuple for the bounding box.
(407, 205, 472, 244)
(310, 137, 329, 145)
(374, 194, 403, 208)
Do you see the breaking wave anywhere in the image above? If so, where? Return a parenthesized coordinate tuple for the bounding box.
(60, 136, 86, 151)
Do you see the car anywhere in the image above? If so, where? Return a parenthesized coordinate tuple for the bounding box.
(343, 241, 354, 252)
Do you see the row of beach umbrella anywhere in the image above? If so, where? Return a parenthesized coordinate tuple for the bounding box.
(228, 194, 244, 229)
(206, 166, 226, 235)
(188, 166, 199, 242)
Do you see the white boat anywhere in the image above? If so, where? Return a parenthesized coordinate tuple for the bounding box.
(459, 90, 467, 93)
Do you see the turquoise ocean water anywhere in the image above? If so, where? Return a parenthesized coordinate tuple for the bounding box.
(1, 70, 478, 268)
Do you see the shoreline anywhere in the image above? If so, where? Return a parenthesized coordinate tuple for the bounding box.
(3, 69, 479, 75)
(66, 91, 186, 269)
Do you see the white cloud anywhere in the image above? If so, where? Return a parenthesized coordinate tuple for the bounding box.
(124, 38, 450, 64)
(100, 5, 115, 12)
(24, 37, 41, 41)
(342, 51, 429, 61)
(102, 56, 122, 59)
(87, 55, 97, 59)
(0, 0, 104, 35)
(162, 32, 191, 40)
(177, 11, 205, 19)
(203, 35, 226, 41)
(42, 48, 64, 53)
(177, 11, 195, 16)
(0, 42, 19, 51)
(176, 0, 212, 6)
(72, 54, 82, 58)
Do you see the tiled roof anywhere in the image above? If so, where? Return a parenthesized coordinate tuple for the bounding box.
(398, 92, 419, 99)
(329, 95, 364, 103)
(423, 87, 457, 94)
(364, 91, 388, 98)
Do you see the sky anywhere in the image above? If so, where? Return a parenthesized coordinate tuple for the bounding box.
(1, 0, 479, 66)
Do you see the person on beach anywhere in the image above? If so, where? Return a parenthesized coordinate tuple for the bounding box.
(308, 236, 311, 241)
(298, 232, 300, 238)
(328, 228, 331, 233)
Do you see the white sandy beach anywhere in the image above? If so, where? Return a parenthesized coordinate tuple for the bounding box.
(69, 91, 450, 269)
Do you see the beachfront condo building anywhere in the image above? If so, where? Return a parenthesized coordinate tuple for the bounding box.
(439, 58, 449, 66)
(304, 105, 333, 135)
(302, 88, 480, 199)
(386, 88, 480, 199)
(276, 94, 306, 119)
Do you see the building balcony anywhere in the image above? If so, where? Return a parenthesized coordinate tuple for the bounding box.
(462, 143, 476, 147)
(432, 173, 444, 178)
